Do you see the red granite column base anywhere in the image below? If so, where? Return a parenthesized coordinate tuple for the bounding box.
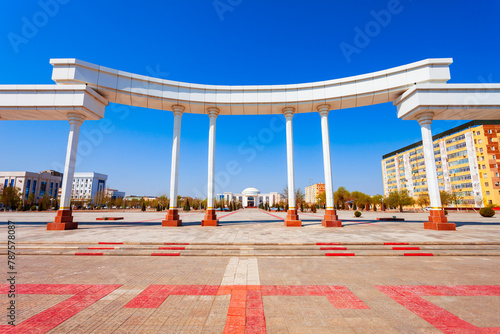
(162, 209, 183, 227)
(47, 210, 78, 230)
(423, 209, 456, 230)
(285, 209, 302, 227)
(202, 209, 219, 226)
(322, 209, 342, 227)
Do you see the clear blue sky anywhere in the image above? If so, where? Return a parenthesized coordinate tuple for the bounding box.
(1, 0, 499, 197)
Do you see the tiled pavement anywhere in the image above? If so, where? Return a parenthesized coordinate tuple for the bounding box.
(1, 209, 500, 244)
(1, 209, 499, 333)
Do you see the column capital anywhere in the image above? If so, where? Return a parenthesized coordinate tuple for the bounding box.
(67, 112, 85, 126)
(207, 107, 220, 118)
(317, 104, 331, 116)
(171, 105, 185, 116)
(416, 112, 434, 126)
(283, 107, 295, 119)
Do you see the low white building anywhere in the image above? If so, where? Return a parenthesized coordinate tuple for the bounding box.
(218, 187, 281, 208)
(105, 188, 125, 199)
(1, 170, 62, 204)
(72, 172, 107, 202)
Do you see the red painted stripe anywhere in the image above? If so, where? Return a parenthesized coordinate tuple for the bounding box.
(384, 242, 409, 245)
(325, 253, 355, 256)
(98, 242, 123, 245)
(393, 247, 420, 250)
(158, 247, 185, 250)
(259, 210, 285, 221)
(317, 242, 341, 245)
(75, 253, 103, 256)
(320, 247, 347, 250)
(404, 253, 433, 256)
(164, 242, 190, 245)
(219, 210, 241, 219)
(88, 247, 114, 250)
(375, 285, 500, 333)
(151, 253, 180, 256)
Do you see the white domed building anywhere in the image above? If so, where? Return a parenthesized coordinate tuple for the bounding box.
(217, 187, 281, 208)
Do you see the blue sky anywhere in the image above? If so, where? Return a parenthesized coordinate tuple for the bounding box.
(1, 0, 499, 197)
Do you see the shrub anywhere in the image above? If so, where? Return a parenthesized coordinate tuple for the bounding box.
(311, 204, 317, 213)
(444, 210, 448, 216)
(354, 211, 361, 217)
(479, 207, 495, 217)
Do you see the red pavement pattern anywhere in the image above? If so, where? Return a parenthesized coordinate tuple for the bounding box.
(377, 285, 500, 333)
(1, 284, 498, 333)
(0, 284, 121, 333)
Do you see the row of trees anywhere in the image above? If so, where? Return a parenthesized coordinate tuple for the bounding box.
(0, 186, 58, 211)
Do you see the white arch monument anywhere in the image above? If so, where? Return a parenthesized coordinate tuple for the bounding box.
(1, 58, 500, 230)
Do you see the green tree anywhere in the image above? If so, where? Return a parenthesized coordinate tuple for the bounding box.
(440, 191, 452, 207)
(281, 185, 305, 208)
(371, 194, 383, 210)
(416, 194, 430, 208)
(0, 187, 21, 210)
(157, 194, 168, 210)
(183, 198, 191, 211)
(334, 187, 350, 209)
(316, 191, 326, 208)
(386, 189, 415, 212)
(40, 194, 51, 211)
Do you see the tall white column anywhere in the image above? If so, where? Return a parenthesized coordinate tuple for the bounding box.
(417, 112, 442, 208)
(206, 107, 219, 209)
(318, 105, 334, 209)
(59, 113, 85, 210)
(169, 105, 184, 209)
(283, 107, 296, 209)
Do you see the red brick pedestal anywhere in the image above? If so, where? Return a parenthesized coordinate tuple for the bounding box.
(47, 210, 78, 230)
(162, 209, 182, 227)
(322, 209, 342, 227)
(423, 209, 456, 230)
(202, 209, 218, 226)
(285, 209, 302, 227)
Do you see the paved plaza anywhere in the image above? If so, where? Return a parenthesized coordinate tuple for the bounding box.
(1, 209, 500, 333)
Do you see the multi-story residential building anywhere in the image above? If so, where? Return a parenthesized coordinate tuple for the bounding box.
(0, 170, 62, 204)
(381, 120, 500, 208)
(72, 172, 107, 203)
(305, 183, 325, 204)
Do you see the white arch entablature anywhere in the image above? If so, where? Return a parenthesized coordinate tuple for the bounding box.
(49, 58, 452, 116)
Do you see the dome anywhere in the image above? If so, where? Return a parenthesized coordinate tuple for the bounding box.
(242, 187, 260, 195)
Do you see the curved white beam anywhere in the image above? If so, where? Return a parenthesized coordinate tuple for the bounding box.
(50, 58, 452, 115)
(396, 84, 500, 120)
(0, 85, 108, 121)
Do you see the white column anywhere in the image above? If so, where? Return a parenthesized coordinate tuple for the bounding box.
(283, 107, 296, 209)
(206, 107, 219, 209)
(169, 105, 184, 209)
(59, 113, 85, 210)
(318, 105, 334, 209)
(417, 112, 442, 208)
